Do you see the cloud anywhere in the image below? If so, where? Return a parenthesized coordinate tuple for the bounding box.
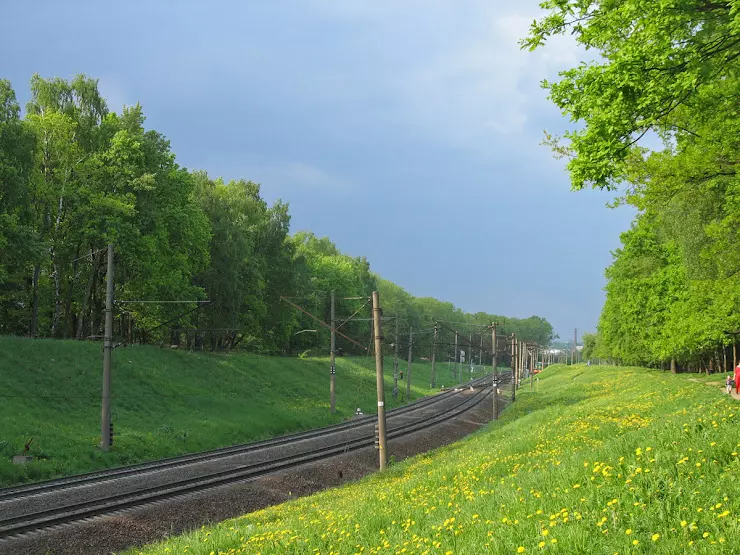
(97, 75, 137, 114)
(308, 1, 583, 156)
(248, 162, 354, 196)
(393, 4, 581, 152)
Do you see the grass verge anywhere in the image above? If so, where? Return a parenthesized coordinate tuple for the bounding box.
(127, 363, 740, 554)
(0, 336, 474, 487)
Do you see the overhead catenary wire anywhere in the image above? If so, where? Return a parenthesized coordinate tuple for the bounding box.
(115, 300, 211, 304)
(336, 298, 372, 331)
(69, 247, 108, 265)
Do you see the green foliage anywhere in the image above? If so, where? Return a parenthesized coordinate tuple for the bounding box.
(531, 2, 740, 367)
(0, 73, 554, 353)
(0, 79, 37, 329)
(527, 0, 740, 191)
(581, 332, 597, 360)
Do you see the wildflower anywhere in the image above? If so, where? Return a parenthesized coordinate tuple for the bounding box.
(652, 534, 660, 542)
(632, 540, 639, 546)
(538, 542, 545, 548)
(625, 529, 632, 535)
(517, 547, 526, 553)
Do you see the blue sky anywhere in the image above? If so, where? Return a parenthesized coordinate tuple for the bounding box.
(1, 0, 634, 340)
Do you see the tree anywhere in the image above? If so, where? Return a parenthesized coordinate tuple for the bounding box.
(526, 0, 740, 190)
(531, 1, 740, 371)
(0, 80, 37, 334)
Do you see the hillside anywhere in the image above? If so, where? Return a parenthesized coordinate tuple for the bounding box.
(0, 336, 460, 487)
(130, 364, 740, 554)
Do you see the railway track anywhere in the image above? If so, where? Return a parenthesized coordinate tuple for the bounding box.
(0, 373, 496, 502)
(0, 373, 509, 540)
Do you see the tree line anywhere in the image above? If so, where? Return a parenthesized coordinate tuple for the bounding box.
(529, 1, 740, 371)
(0, 74, 554, 355)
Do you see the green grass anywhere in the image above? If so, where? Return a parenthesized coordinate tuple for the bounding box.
(0, 336, 466, 487)
(127, 363, 740, 554)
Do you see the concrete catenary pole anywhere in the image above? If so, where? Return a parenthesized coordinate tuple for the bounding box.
(573, 328, 577, 365)
(406, 327, 413, 398)
(101, 243, 114, 451)
(330, 290, 336, 413)
(492, 323, 499, 419)
(454, 330, 459, 382)
(491, 323, 498, 380)
(511, 333, 517, 402)
(530, 344, 535, 390)
(393, 317, 399, 398)
(372, 291, 387, 470)
(431, 323, 438, 388)
(469, 332, 473, 380)
(479, 333, 483, 369)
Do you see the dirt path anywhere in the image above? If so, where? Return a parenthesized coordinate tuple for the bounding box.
(689, 377, 740, 400)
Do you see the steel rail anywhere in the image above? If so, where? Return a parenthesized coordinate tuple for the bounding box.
(0, 374, 497, 503)
(0, 382, 499, 539)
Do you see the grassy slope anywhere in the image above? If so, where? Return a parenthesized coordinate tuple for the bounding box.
(129, 364, 740, 555)
(0, 336, 468, 487)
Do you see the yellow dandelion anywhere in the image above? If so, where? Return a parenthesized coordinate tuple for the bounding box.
(538, 542, 545, 548)
(517, 547, 526, 553)
(652, 533, 660, 542)
(625, 529, 632, 535)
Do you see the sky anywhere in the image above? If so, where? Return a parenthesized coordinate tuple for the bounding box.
(0, 0, 635, 340)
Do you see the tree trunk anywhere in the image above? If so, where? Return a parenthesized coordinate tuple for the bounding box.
(49, 190, 66, 337)
(50, 260, 62, 337)
(30, 265, 41, 337)
(76, 249, 103, 339)
(63, 245, 80, 337)
(670, 357, 676, 374)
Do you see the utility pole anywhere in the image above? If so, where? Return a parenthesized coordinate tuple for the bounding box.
(511, 334, 517, 402)
(330, 290, 336, 413)
(406, 327, 413, 398)
(573, 328, 577, 365)
(372, 291, 387, 470)
(431, 323, 438, 388)
(517, 339, 522, 389)
(393, 317, 399, 398)
(530, 344, 534, 390)
(454, 331, 459, 382)
(491, 323, 499, 420)
(468, 332, 472, 379)
(479, 333, 483, 369)
(491, 323, 498, 380)
(101, 243, 114, 451)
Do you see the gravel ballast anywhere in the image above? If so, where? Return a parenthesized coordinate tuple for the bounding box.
(0, 389, 503, 555)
